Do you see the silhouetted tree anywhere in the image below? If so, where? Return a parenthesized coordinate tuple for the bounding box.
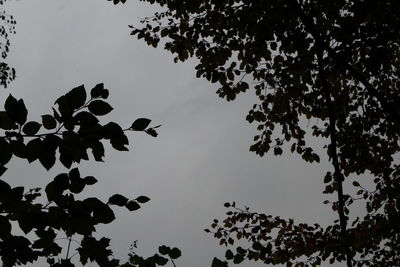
(0, 82, 165, 266)
(129, 0, 400, 266)
(0, 0, 16, 87)
(0, 1, 181, 266)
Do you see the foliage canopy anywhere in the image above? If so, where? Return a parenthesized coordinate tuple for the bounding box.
(130, 0, 400, 266)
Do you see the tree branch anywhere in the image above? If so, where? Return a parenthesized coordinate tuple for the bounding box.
(287, 0, 400, 125)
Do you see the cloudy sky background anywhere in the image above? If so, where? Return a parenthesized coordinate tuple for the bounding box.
(3, 1, 347, 266)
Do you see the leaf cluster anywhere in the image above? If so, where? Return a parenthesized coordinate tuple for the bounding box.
(121, 244, 181, 267)
(0, 0, 16, 87)
(130, 0, 400, 266)
(0, 84, 158, 266)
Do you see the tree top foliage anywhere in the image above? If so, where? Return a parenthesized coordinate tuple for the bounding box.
(129, 0, 400, 266)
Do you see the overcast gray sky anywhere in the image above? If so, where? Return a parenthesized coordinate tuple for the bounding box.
(4, 1, 345, 266)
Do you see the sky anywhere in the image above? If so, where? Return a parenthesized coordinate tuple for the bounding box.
(4, 1, 345, 266)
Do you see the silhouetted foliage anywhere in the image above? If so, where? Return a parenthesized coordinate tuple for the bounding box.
(121, 243, 181, 267)
(129, 0, 400, 266)
(0, 83, 164, 266)
(0, 1, 182, 266)
(0, 0, 16, 88)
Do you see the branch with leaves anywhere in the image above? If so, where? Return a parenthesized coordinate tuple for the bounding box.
(0, 83, 164, 266)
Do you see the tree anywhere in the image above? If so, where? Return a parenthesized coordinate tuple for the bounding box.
(0, 0, 16, 87)
(129, 0, 400, 266)
(0, 1, 181, 266)
(0, 82, 163, 266)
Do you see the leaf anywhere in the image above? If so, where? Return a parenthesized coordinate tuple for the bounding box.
(225, 249, 234, 260)
(10, 140, 27, 159)
(90, 83, 104, 98)
(145, 128, 158, 137)
(84, 198, 116, 224)
(0, 179, 11, 194)
(108, 194, 129, 206)
(38, 144, 56, 170)
(211, 257, 228, 267)
(0, 111, 17, 130)
(125, 201, 141, 211)
(74, 111, 99, 126)
(41, 115, 57, 130)
(158, 245, 170, 255)
(233, 254, 244, 264)
(22, 121, 41, 135)
(136, 195, 150, 203)
(84, 176, 97, 185)
(88, 100, 113, 116)
(324, 172, 332, 183)
(0, 165, 7, 176)
(66, 84, 87, 109)
(69, 178, 86, 194)
(91, 142, 105, 161)
(5, 95, 28, 125)
(26, 138, 42, 163)
(169, 247, 181, 259)
(273, 147, 283, 155)
(0, 139, 12, 165)
(131, 118, 151, 131)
